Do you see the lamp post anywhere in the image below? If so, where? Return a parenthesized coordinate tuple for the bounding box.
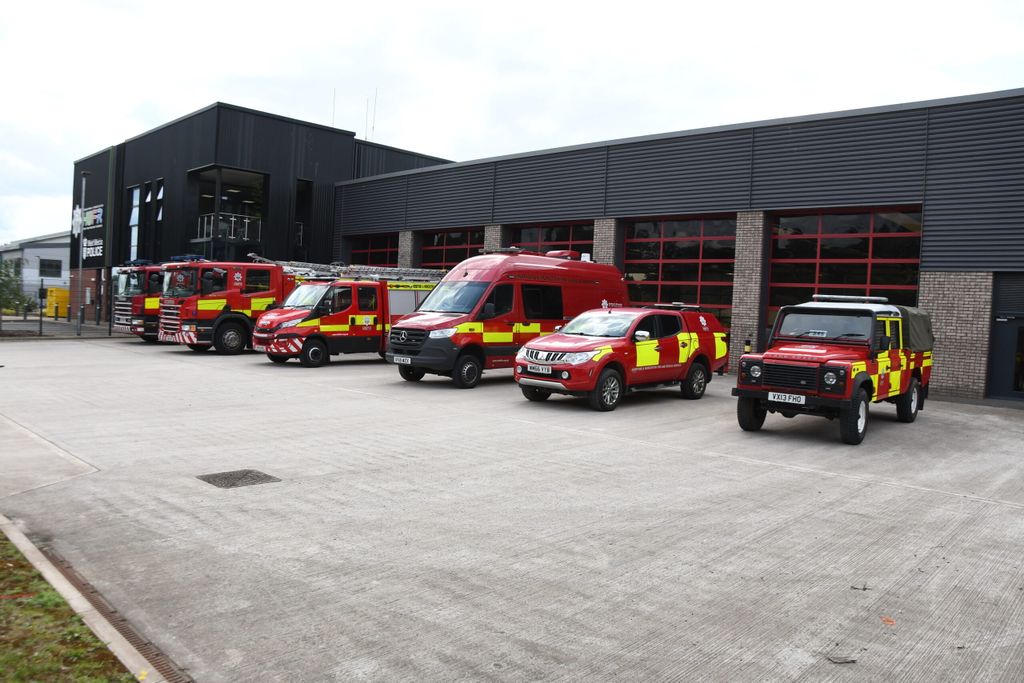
(76, 171, 90, 335)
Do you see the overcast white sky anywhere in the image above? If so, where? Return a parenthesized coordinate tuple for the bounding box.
(1, 0, 1022, 245)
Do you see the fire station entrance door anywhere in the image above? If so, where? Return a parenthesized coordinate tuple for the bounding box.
(989, 274, 1024, 401)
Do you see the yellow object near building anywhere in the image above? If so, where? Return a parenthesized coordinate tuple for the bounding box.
(45, 287, 69, 315)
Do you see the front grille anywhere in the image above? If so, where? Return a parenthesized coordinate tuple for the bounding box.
(389, 328, 427, 349)
(764, 363, 819, 391)
(160, 303, 181, 333)
(523, 348, 568, 364)
(113, 300, 133, 326)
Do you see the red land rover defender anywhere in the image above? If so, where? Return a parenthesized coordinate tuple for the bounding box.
(514, 304, 729, 411)
(732, 295, 934, 445)
(386, 249, 628, 388)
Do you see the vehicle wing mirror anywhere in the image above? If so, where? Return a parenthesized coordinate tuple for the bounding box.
(553, 325, 563, 332)
(479, 302, 495, 320)
(878, 334, 891, 351)
(633, 330, 651, 342)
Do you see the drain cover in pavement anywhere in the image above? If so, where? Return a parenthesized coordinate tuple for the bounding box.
(197, 469, 280, 489)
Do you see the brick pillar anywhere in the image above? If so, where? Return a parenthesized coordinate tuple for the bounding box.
(728, 210, 768, 371)
(483, 224, 508, 251)
(917, 271, 993, 399)
(592, 217, 624, 268)
(397, 230, 422, 268)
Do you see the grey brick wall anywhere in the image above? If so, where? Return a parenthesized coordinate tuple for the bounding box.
(917, 271, 993, 399)
(483, 224, 509, 251)
(593, 217, 623, 268)
(397, 230, 422, 268)
(728, 210, 767, 370)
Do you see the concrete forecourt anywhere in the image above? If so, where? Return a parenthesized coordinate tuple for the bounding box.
(1, 337, 1023, 681)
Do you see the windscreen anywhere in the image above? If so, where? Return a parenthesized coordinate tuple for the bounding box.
(560, 311, 641, 338)
(283, 284, 330, 309)
(418, 281, 489, 314)
(116, 271, 145, 297)
(774, 310, 872, 343)
(163, 268, 198, 297)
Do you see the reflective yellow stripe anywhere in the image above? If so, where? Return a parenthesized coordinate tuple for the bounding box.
(516, 323, 541, 334)
(714, 332, 728, 360)
(483, 331, 513, 343)
(144, 297, 160, 310)
(297, 318, 320, 328)
(320, 324, 350, 332)
(456, 322, 483, 333)
(677, 332, 699, 363)
(636, 340, 660, 367)
(197, 299, 227, 311)
(234, 309, 252, 316)
(592, 345, 613, 362)
(251, 297, 275, 311)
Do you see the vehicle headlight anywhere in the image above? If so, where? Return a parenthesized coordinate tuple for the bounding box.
(132, 318, 143, 325)
(429, 327, 458, 339)
(181, 324, 194, 332)
(749, 365, 762, 378)
(279, 318, 304, 329)
(565, 350, 599, 365)
(824, 371, 838, 385)
(516, 346, 528, 360)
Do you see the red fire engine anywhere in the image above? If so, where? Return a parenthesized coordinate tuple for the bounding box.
(158, 257, 328, 353)
(733, 295, 934, 444)
(514, 304, 729, 410)
(251, 264, 444, 367)
(386, 249, 629, 388)
(112, 261, 164, 342)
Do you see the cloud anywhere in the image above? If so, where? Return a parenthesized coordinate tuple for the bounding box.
(0, 0, 1022, 242)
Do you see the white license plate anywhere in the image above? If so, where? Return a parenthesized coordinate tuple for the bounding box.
(253, 344, 266, 352)
(393, 355, 412, 365)
(527, 363, 552, 375)
(769, 392, 806, 405)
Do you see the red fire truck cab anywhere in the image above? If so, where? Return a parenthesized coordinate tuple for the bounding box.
(386, 249, 628, 388)
(252, 268, 442, 367)
(158, 260, 301, 353)
(514, 304, 729, 410)
(112, 262, 164, 342)
(733, 295, 934, 445)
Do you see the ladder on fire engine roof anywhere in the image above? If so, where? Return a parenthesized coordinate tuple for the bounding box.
(247, 253, 446, 281)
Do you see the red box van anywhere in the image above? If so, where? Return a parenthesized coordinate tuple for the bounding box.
(386, 249, 628, 388)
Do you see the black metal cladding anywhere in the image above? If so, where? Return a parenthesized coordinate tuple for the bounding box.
(355, 141, 449, 178)
(751, 110, 927, 208)
(494, 148, 606, 223)
(923, 98, 1024, 271)
(406, 164, 495, 229)
(341, 176, 408, 234)
(607, 130, 751, 215)
(994, 274, 1024, 315)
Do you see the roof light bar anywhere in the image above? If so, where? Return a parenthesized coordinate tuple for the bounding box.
(811, 294, 889, 304)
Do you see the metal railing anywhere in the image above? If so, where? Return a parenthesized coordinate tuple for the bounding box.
(196, 213, 262, 242)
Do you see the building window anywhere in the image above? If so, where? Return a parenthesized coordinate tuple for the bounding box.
(421, 228, 485, 267)
(623, 216, 737, 330)
(39, 259, 62, 278)
(510, 222, 594, 258)
(12, 257, 22, 277)
(350, 234, 398, 266)
(128, 186, 141, 261)
(767, 208, 922, 326)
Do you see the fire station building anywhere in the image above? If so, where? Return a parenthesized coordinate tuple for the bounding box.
(333, 88, 1024, 402)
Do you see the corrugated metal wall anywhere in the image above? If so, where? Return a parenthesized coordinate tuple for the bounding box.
(337, 93, 1024, 272)
(994, 273, 1024, 315)
(354, 141, 448, 178)
(923, 98, 1024, 270)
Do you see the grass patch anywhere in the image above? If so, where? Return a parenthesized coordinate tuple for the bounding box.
(0, 533, 136, 682)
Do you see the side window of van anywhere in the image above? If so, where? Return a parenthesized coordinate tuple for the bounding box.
(332, 287, 352, 313)
(244, 268, 272, 293)
(483, 284, 514, 317)
(357, 286, 377, 311)
(522, 284, 563, 319)
(657, 314, 682, 338)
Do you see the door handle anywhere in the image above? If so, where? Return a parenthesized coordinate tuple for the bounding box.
(654, 345, 662, 351)
(679, 341, 688, 348)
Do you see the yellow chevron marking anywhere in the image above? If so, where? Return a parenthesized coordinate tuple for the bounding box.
(251, 297, 275, 311)
(197, 299, 227, 311)
(297, 318, 320, 327)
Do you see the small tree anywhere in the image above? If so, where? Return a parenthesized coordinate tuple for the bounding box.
(0, 259, 26, 329)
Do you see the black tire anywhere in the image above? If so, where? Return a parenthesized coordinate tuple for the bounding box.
(299, 339, 329, 368)
(399, 365, 426, 382)
(187, 344, 209, 352)
(214, 322, 247, 355)
(521, 386, 551, 402)
(737, 397, 767, 431)
(452, 354, 482, 389)
(896, 377, 921, 423)
(268, 354, 289, 364)
(681, 362, 709, 400)
(142, 335, 158, 343)
(839, 387, 870, 445)
(589, 368, 623, 411)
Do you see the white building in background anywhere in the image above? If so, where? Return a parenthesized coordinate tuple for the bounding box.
(0, 231, 72, 298)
